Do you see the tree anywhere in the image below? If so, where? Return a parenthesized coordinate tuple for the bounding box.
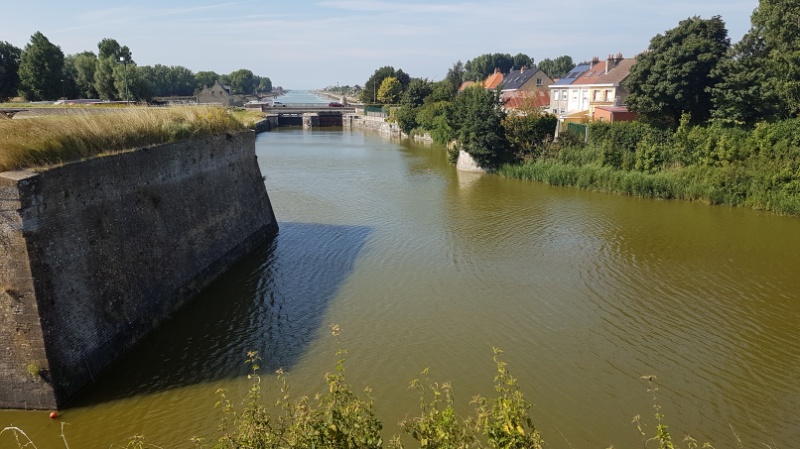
(97, 38, 131, 61)
(445, 61, 464, 92)
(66, 51, 98, 98)
(537, 55, 574, 79)
(401, 78, 432, 107)
(449, 85, 508, 167)
(229, 68, 256, 94)
(751, 0, 800, 117)
(255, 76, 272, 93)
(625, 16, 730, 127)
(361, 66, 398, 104)
(94, 39, 133, 100)
(502, 108, 558, 160)
(18, 32, 65, 101)
(512, 53, 534, 70)
(710, 24, 778, 125)
(195, 70, 220, 92)
(0, 41, 21, 101)
(377, 76, 402, 104)
(94, 56, 118, 100)
(463, 53, 529, 81)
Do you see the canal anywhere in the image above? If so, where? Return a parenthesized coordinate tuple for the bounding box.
(2, 99, 799, 448)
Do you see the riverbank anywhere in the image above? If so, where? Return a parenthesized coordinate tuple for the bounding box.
(494, 119, 800, 216)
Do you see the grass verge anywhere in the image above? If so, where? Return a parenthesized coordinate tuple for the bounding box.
(0, 106, 248, 173)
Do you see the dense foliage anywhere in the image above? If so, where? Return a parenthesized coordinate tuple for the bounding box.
(447, 86, 509, 168)
(0, 41, 21, 101)
(463, 53, 533, 81)
(536, 55, 574, 79)
(499, 116, 800, 215)
(625, 16, 730, 127)
(17, 32, 64, 101)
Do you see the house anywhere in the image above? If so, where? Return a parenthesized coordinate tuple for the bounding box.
(499, 67, 553, 100)
(483, 68, 504, 89)
(197, 80, 242, 106)
(458, 80, 476, 92)
(503, 90, 551, 112)
(593, 105, 637, 123)
(562, 54, 635, 120)
(548, 63, 590, 115)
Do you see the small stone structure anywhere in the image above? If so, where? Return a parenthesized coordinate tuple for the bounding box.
(0, 131, 278, 409)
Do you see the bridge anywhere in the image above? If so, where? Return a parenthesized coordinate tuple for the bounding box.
(246, 103, 358, 128)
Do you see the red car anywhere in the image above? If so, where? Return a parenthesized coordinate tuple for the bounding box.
(328, 102, 344, 107)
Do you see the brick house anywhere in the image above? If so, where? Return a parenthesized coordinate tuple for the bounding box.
(499, 66, 553, 100)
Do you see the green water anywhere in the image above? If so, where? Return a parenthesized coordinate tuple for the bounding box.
(2, 127, 798, 449)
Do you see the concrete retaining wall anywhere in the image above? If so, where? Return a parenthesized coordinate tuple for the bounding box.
(0, 131, 278, 409)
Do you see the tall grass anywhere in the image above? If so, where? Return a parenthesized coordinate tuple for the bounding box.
(0, 106, 247, 172)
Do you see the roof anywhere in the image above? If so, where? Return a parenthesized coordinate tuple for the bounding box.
(500, 67, 546, 91)
(595, 105, 631, 113)
(572, 57, 635, 86)
(484, 69, 504, 89)
(503, 90, 551, 110)
(552, 63, 591, 85)
(458, 81, 475, 91)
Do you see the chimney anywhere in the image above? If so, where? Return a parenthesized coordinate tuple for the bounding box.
(520, 66, 525, 74)
(591, 56, 599, 65)
(606, 54, 613, 74)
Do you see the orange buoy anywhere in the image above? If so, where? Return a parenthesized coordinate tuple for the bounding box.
(49, 411, 58, 419)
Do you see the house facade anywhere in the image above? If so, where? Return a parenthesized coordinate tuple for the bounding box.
(197, 81, 239, 106)
(499, 66, 553, 100)
(549, 63, 590, 115)
(549, 54, 634, 119)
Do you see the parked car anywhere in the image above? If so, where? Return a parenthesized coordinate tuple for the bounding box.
(328, 102, 344, 107)
(273, 101, 286, 107)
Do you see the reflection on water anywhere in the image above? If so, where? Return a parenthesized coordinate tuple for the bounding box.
(1, 125, 799, 449)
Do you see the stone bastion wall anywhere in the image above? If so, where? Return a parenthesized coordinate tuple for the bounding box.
(0, 130, 278, 409)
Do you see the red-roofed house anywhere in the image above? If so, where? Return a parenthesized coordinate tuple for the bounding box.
(483, 68, 504, 89)
(458, 81, 476, 92)
(503, 90, 551, 111)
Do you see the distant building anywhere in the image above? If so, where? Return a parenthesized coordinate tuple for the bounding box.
(197, 81, 241, 106)
(593, 105, 637, 123)
(548, 63, 590, 115)
(483, 68, 504, 89)
(499, 66, 553, 100)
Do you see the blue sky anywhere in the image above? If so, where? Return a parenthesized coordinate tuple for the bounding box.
(3, 0, 758, 89)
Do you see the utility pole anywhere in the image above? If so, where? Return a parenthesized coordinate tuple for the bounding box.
(119, 56, 128, 103)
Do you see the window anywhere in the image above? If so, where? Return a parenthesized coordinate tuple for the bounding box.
(553, 90, 559, 100)
(605, 90, 612, 101)
(536, 78, 543, 85)
(572, 90, 578, 100)
(553, 108, 558, 114)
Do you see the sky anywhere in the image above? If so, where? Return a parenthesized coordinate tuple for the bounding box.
(2, 0, 759, 89)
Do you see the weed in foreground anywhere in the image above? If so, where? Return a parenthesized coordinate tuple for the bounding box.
(632, 375, 714, 449)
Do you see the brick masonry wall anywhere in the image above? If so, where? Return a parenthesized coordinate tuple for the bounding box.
(0, 131, 278, 409)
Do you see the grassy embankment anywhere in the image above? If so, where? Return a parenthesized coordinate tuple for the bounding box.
(497, 118, 800, 216)
(0, 106, 264, 173)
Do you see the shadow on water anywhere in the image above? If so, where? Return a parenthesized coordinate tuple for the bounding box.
(65, 221, 372, 408)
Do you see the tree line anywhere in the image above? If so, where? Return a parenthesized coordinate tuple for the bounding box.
(0, 33, 272, 102)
